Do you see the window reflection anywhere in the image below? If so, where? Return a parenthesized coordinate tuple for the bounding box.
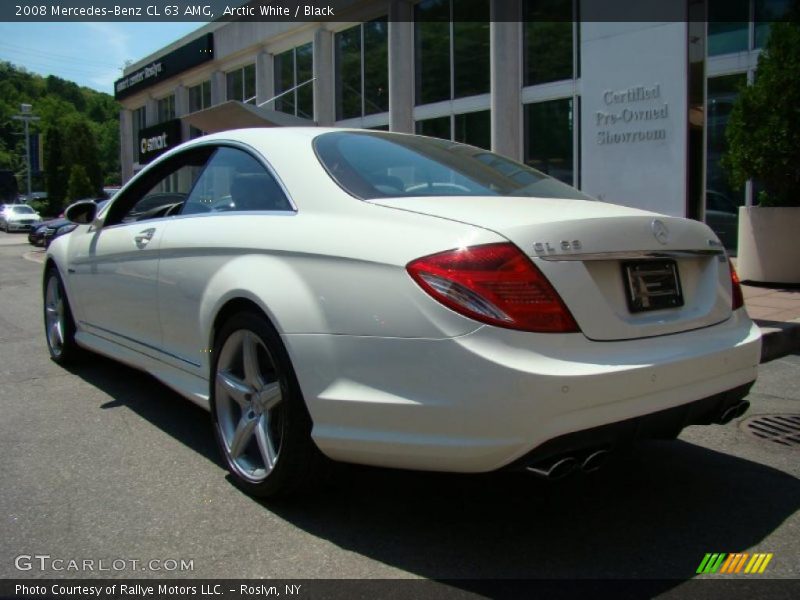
(705, 74, 747, 251)
(226, 64, 256, 104)
(523, 0, 574, 86)
(524, 98, 574, 185)
(275, 44, 314, 120)
(415, 0, 489, 105)
(416, 115, 451, 140)
(335, 18, 388, 120)
(454, 110, 490, 150)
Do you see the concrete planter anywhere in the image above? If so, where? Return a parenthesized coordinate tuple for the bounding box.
(737, 206, 800, 284)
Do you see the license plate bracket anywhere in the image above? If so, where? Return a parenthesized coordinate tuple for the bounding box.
(622, 260, 684, 313)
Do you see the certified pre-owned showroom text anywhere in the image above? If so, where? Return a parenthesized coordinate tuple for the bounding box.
(14, 554, 194, 572)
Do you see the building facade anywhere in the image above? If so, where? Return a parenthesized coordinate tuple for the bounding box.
(116, 0, 790, 251)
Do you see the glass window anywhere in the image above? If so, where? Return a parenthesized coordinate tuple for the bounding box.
(107, 148, 213, 226)
(755, 0, 792, 48)
(182, 147, 291, 214)
(415, 0, 490, 104)
(274, 50, 296, 115)
(363, 19, 389, 115)
(415, 0, 490, 105)
(226, 69, 242, 101)
(157, 95, 175, 123)
(226, 64, 256, 104)
(335, 26, 362, 120)
(188, 81, 211, 113)
(454, 110, 490, 150)
(706, 74, 747, 250)
(416, 116, 452, 140)
(188, 81, 211, 139)
(274, 43, 314, 119)
(524, 98, 574, 185)
(708, 0, 750, 56)
(415, 0, 452, 105)
(453, 1, 490, 98)
(524, 0, 574, 86)
(295, 43, 314, 119)
(335, 19, 388, 120)
(314, 131, 592, 201)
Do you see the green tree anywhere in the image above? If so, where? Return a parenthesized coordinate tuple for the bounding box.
(723, 18, 800, 207)
(63, 118, 103, 197)
(44, 126, 68, 207)
(0, 61, 120, 189)
(66, 164, 94, 201)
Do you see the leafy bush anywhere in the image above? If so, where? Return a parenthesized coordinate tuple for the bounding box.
(724, 19, 800, 207)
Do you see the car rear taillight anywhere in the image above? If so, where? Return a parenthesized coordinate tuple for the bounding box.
(728, 259, 744, 311)
(407, 242, 580, 333)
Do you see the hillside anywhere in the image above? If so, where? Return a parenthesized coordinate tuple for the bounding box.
(0, 61, 120, 205)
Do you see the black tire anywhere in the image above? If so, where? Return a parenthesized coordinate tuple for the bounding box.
(43, 266, 83, 364)
(210, 310, 326, 498)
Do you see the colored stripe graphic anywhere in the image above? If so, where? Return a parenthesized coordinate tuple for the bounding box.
(697, 553, 727, 574)
(698, 552, 773, 575)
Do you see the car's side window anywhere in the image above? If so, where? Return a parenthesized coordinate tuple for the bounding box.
(104, 147, 214, 227)
(181, 147, 292, 215)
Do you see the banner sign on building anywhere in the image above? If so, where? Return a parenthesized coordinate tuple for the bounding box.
(29, 133, 41, 175)
(137, 119, 182, 164)
(115, 33, 213, 100)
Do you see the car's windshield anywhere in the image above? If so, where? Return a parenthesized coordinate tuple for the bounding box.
(314, 131, 593, 201)
(11, 205, 34, 214)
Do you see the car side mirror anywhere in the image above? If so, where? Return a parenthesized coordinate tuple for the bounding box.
(65, 200, 97, 225)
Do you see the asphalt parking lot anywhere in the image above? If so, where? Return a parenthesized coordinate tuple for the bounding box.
(0, 230, 798, 591)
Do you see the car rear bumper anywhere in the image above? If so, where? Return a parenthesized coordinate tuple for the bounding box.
(286, 311, 761, 472)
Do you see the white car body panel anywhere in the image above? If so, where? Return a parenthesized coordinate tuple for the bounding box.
(45, 127, 762, 473)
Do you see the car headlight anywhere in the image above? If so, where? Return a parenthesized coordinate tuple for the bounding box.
(56, 224, 77, 235)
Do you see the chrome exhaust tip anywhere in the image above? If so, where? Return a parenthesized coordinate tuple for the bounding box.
(716, 400, 750, 424)
(581, 449, 610, 473)
(526, 457, 578, 480)
(733, 400, 750, 419)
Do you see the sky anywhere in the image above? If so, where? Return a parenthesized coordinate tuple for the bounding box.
(0, 22, 203, 94)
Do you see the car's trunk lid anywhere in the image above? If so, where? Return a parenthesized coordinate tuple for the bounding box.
(372, 196, 732, 341)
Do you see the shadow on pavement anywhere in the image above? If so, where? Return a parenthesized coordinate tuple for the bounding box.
(65, 354, 799, 590)
(65, 353, 221, 465)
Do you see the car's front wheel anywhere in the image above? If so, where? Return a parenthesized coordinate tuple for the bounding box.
(43, 267, 82, 364)
(210, 311, 325, 498)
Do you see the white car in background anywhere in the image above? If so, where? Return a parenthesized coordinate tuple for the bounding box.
(1, 204, 42, 232)
(43, 129, 761, 498)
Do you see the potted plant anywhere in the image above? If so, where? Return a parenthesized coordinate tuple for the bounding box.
(724, 18, 800, 284)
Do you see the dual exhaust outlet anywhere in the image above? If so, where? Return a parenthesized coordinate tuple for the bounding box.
(527, 400, 751, 480)
(526, 449, 609, 480)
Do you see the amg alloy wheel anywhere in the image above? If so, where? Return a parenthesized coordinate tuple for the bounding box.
(43, 267, 82, 363)
(210, 311, 324, 498)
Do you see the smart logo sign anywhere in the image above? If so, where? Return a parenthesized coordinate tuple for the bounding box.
(137, 119, 182, 164)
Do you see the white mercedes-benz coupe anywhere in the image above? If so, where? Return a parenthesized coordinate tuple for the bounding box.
(44, 128, 761, 497)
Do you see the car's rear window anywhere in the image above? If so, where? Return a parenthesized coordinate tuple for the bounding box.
(313, 131, 593, 201)
(11, 205, 34, 213)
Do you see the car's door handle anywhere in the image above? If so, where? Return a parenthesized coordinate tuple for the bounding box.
(134, 228, 156, 248)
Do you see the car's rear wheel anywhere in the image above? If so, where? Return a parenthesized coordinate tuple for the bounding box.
(210, 311, 325, 498)
(43, 267, 82, 364)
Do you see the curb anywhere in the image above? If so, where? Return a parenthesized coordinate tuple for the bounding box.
(756, 320, 800, 363)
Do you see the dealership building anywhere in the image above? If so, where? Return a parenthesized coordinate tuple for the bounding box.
(115, 0, 788, 251)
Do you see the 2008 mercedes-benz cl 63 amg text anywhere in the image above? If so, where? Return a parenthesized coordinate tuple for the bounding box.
(43, 129, 761, 497)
